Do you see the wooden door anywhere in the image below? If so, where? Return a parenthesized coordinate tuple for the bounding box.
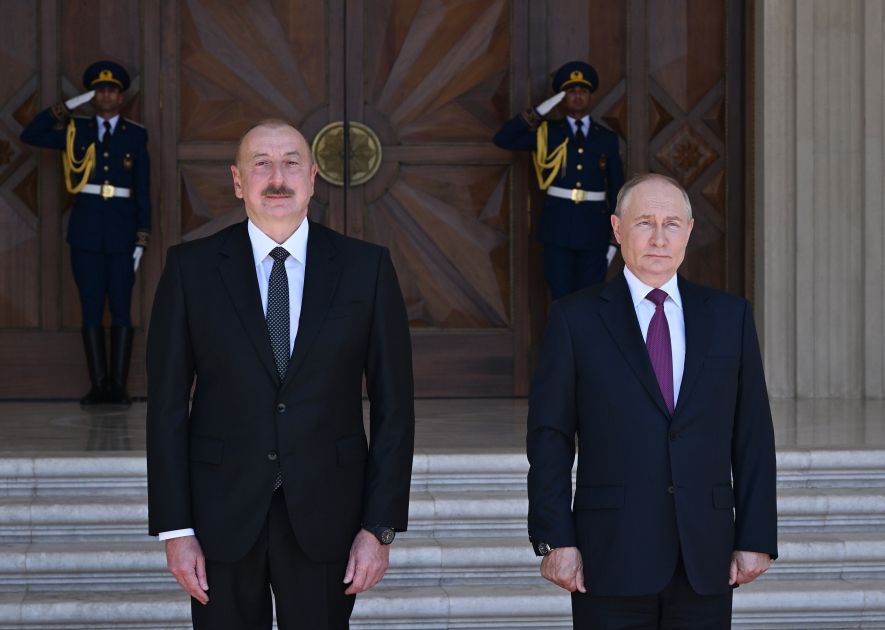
(540, 0, 748, 294)
(0, 0, 749, 399)
(342, 0, 529, 395)
(168, 0, 530, 397)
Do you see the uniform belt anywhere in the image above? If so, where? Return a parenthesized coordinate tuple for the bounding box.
(547, 185, 606, 203)
(80, 184, 132, 199)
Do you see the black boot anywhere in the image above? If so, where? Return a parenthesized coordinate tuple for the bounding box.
(108, 326, 134, 406)
(80, 327, 108, 407)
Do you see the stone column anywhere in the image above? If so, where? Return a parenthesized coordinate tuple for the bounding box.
(756, 0, 874, 398)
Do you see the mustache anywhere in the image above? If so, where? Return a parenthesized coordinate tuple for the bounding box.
(262, 185, 294, 196)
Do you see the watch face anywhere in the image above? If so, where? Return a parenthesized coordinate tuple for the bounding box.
(380, 528, 395, 545)
(538, 542, 551, 556)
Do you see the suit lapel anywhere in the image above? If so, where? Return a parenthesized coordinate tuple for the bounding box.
(674, 276, 713, 416)
(217, 221, 280, 384)
(281, 221, 341, 389)
(598, 274, 671, 418)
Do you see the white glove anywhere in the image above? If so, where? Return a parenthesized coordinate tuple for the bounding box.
(133, 246, 144, 272)
(606, 244, 617, 267)
(64, 90, 95, 111)
(535, 91, 566, 116)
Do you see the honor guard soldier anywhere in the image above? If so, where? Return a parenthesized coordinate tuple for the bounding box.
(494, 61, 624, 299)
(20, 60, 151, 407)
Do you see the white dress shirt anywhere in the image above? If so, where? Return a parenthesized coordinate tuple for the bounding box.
(566, 114, 590, 137)
(622, 267, 686, 406)
(158, 218, 309, 541)
(96, 114, 120, 141)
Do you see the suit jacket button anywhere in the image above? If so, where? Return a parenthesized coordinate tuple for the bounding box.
(667, 485, 675, 494)
(276, 403, 286, 413)
(669, 431, 678, 441)
(267, 451, 278, 461)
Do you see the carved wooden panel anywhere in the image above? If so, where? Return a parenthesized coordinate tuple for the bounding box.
(178, 0, 329, 142)
(367, 165, 510, 328)
(645, 0, 730, 290)
(358, 0, 513, 329)
(363, 0, 510, 144)
(0, 2, 39, 327)
(0, 0, 748, 397)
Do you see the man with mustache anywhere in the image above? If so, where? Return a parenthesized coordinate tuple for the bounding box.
(146, 119, 415, 629)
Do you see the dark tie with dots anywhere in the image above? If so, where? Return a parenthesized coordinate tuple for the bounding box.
(645, 289, 675, 415)
(267, 247, 290, 491)
(102, 121, 112, 147)
(575, 118, 585, 147)
(267, 247, 291, 380)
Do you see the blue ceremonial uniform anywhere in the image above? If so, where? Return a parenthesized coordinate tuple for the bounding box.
(20, 108, 151, 327)
(21, 59, 147, 406)
(494, 114, 623, 298)
(494, 60, 624, 299)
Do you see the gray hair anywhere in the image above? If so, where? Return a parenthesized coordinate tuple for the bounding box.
(614, 173, 692, 219)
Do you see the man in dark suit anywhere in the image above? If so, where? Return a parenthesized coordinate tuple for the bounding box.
(20, 60, 150, 407)
(146, 120, 415, 629)
(526, 173, 777, 627)
(494, 61, 624, 299)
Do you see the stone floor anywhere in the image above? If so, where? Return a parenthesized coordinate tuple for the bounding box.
(1, 398, 884, 627)
(0, 397, 883, 454)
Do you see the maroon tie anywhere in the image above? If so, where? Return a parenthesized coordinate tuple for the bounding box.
(645, 289, 674, 414)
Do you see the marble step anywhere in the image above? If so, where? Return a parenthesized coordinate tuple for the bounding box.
(0, 491, 526, 542)
(3, 532, 885, 593)
(3, 449, 885, 497)
(3, 486, 885, 542)
(0, 579, 883, 629)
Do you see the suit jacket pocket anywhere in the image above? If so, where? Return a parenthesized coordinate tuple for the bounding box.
(712, 484, 735, 509)
(325, 302, 369, 321)
(336, 434, 369, 466)
(189, 436, 223, 465)
(573, 485, 625, 510)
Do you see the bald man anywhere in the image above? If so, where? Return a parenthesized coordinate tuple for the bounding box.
(146, 120, 415, 629)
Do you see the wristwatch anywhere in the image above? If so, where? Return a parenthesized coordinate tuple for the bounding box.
(365, 524, 396, 545)
(537, 541, 553, 556)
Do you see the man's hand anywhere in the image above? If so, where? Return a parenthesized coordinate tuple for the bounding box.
(64, 90, 95, 111)
(343, 528, 390, 595)
(133, 246, 144, 272)
(540, 546, 586, 593)
(165, 535, 209, 604)
(729, 550, 770, 586)
(535, 91, 566, 116)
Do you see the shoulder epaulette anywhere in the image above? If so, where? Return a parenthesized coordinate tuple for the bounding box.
(122, 118, 145, 129)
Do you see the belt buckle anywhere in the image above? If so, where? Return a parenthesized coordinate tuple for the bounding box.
(571, 188, 585, 203)
(100, 184, 115, 200)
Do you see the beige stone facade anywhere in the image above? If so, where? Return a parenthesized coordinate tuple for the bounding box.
(756, 0, 884, 398)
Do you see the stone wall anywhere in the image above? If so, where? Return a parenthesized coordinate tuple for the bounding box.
(756, 0, 884, 398)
